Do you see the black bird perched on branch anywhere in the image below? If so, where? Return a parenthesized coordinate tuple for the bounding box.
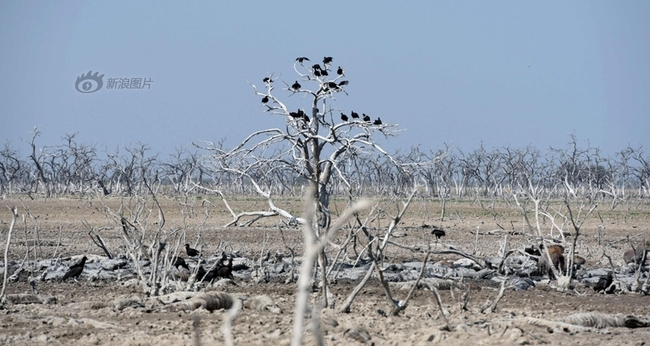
(295, 57, 310, 63)
(373, 118, 382, 125)
(323, 56, 333, 65)
(351, 111, 359, 119)
(263, 77, 272, 83)
(431, 228, 446, 239)
(363, 114, 371, 122)
(341, 113, 349, 122)
(314, 69, 321, 77)
(321, 69, 329, 76)
(311, 64, 322, 71)
(62, 256, 87, 282)
(261, 96, 269, 103)
(291, 81, 301, 90)
(337, 66, 344, 75)
(185, 244, 200, 257)
(327, 82, 338, 89)
(292, 109, 309, 122)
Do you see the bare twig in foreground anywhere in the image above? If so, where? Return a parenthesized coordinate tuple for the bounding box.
(480, 279, 506, 314)
(2, 206, 19, 298)
(428, 284, 451, 331)
(222, 298, 241, 346)
(392, 251, 430, 316)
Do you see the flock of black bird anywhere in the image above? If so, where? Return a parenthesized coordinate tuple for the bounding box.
(258, 56, 386, 126)
(340, 111, 382, 125)
(59, 244, 234, 284)
(184, 244, 234, 282)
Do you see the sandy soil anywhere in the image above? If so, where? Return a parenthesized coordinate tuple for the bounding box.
(1, 195, 650, 345)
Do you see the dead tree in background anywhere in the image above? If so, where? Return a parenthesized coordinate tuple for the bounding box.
(24, 127, 50, 198)
(0, 142, 28, 195)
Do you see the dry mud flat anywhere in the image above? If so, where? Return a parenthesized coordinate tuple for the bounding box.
(1, 197, 650, 345)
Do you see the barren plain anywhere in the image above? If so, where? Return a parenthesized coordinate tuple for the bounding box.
(1, 196, 649, 345)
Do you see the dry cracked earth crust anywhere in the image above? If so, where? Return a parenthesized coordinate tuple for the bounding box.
(1, 197, 650, 345)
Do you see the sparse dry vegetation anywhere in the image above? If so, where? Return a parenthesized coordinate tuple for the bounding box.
(0, 195, 649, 345)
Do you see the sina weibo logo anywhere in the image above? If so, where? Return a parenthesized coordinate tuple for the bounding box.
(75, 71, 104, 93)
(75, 70, 153, 93)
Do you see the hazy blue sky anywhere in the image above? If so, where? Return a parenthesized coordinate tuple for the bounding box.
(1, 1, 648, 158)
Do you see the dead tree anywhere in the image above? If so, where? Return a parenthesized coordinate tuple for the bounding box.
(198, 57, 405, 229)
(0, 142, 29, 195)
(24, 127, 50, 198)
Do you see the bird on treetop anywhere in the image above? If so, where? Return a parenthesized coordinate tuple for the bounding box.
(341, 113, 348, 122)
(373, 118, 382, 125)
(351, 111, 359, 119)
(261, 96, 269, 103)
(263, 77, 272, 83)
(363, 114, 371, 122)
(337, 66, 344, 75)
(291, 81, 301, 90)
(323, 56, 333, 65)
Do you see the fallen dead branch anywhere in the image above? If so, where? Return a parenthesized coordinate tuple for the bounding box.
(66, 317, 125, 330)
(517, 317, 610, 334)
(1, 293, 56, 305)
(244, 294, 282, 314)
(167, 291, 235, 312)
(561, 312, 650, 329)
(157, 291, 200, 305)
(512, 313, 650, 335)
(113, 297, 144, 310)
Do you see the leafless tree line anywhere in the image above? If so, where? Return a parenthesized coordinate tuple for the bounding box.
(1, 130, 647, 203)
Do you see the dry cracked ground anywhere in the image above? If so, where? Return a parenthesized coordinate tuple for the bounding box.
(1, 196, 650, 345)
